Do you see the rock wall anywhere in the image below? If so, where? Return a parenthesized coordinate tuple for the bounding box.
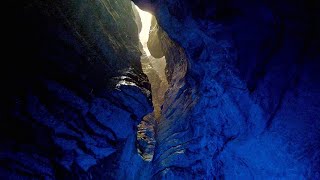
(2, 0, 320, 179)
(138, 0, 320, 179)
(1, 0, 153, 179)
(147, 17, 165, 59)
(137, 14, 168, 163)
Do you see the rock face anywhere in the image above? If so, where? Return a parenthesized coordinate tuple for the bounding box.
(147, 17, 165, 59)
(140, 54, 168, 119)
(2, 0, 320, 179)
(137, 113, 156, 161)
(1, 0, 153, 179)
(136, 0, 320, 179)
(137, 14, 168, 161)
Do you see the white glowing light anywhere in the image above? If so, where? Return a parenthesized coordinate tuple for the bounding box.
(135, 5, 152, 56)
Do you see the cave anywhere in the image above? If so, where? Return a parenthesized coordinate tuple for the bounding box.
(134, 4, 168, 161)
(1, 0, 320, 179)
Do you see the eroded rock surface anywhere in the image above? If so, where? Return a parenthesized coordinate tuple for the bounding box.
(136, 12, 168, 161)
(2, 0, 320, 179)
(136, 0, 320, 179)
(147, 17, 165, 59)
(1, 0, 153, 179)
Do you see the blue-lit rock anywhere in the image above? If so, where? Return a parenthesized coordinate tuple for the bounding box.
(137, 0, 320, 179)
(1, 0, 319, 179)
(0, 0, 152, 179)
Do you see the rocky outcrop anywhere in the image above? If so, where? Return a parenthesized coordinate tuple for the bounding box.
(147, 17, 165, 58)
(140, 54, 168, 119)
(137, 113, 156, 161)
(2, 0, 320, 179)
(1, 0, 152, 179)
(132, 2, 142, 34)
(137, 14, 168, 161)
(136, 0, 320, 179)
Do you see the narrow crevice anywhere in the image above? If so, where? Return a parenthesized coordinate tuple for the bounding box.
(133, 4, 168, 162)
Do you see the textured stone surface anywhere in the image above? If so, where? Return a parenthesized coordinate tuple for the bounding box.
(137, 15, 168, 162)
(147, 17, 165, 59)
(137, 113, 156, 161)
(1, 0, 320, 179)
(140, 54, 168, 119)
(137, 0, 320, 179)
(1, 0, 152, 179)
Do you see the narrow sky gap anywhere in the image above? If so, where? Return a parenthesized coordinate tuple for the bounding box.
(135, 5, 152, 56)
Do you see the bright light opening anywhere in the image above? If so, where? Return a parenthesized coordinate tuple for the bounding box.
(135, 5, 152, 56)
(134, 4, 169, 162)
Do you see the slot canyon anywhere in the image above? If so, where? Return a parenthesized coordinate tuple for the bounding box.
(1, 0, 320, 179)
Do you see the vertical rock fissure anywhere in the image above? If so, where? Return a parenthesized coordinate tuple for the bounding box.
(134, 4, 168, 162)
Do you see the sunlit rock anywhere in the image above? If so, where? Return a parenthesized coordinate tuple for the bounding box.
(147, 17, 165, 58)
